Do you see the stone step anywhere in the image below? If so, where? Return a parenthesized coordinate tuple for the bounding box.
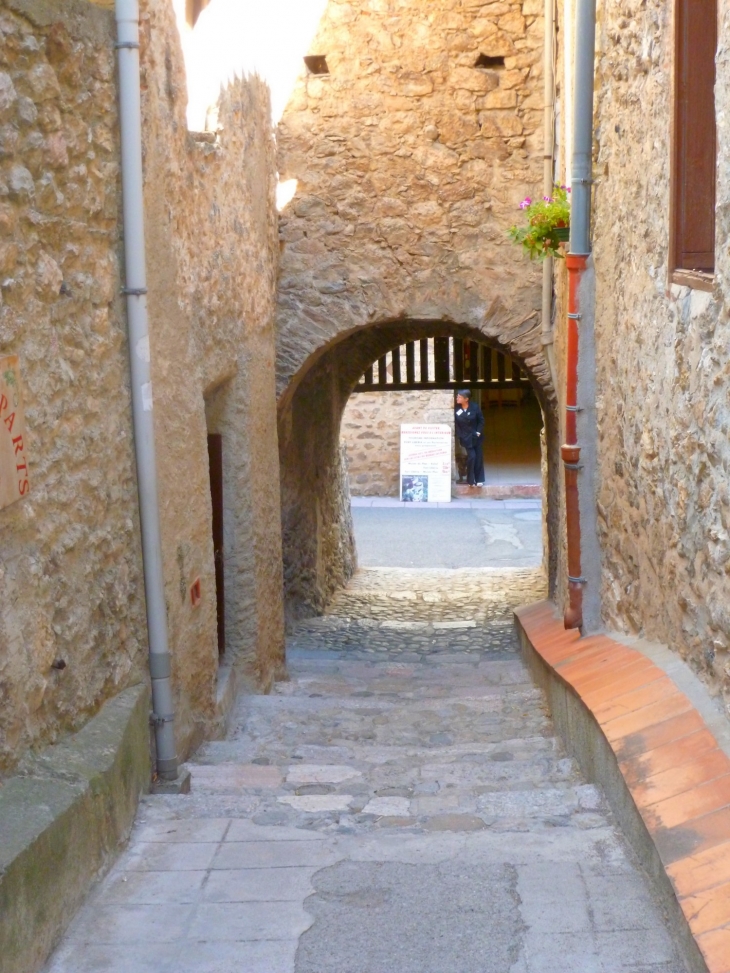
(191, 733, 567, 764)
(183, 761, 581, 796)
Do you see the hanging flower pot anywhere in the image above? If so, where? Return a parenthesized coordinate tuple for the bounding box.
(508, 186, 571, 260)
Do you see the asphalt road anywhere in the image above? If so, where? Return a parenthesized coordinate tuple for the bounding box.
(351, 503, 543, 569)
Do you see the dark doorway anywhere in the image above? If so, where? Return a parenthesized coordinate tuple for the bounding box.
(207, 433, 225, 656)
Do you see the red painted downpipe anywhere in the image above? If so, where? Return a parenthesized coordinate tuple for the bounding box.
(562, 253, 587, 630)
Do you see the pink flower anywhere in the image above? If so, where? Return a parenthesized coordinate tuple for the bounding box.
(543, 195, 553, 202)
(519, 197, 532, 210)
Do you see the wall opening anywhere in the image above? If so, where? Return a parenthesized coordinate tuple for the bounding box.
(304, 55, 330, 75)
(475, 53, 505, 69)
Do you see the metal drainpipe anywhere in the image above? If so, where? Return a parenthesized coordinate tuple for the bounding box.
(562, 0, 596, 630)
(115, 0, 178, 779)
(541, 0, 558, 389)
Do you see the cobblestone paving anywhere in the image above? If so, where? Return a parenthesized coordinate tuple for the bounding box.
(45, 569, 687, 973)
(326, 565, 548, 622)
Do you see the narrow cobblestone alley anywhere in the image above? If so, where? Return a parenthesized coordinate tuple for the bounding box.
(46, 569, 687, 973)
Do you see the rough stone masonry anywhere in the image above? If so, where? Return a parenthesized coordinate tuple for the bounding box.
(0, 0, 285, 774)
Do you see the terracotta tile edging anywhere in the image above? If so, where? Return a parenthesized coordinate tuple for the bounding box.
(515, 600, 730, 973)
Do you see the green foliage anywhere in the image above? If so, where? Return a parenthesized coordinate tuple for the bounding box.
(509, 186, 571, 260)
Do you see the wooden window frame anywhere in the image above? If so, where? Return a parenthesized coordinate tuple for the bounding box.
(669, 0, 718, 290)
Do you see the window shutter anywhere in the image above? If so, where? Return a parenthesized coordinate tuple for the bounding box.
(674, 0, 717, 273)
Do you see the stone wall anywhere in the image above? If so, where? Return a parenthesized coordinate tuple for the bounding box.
(558, 0, 730, 715)
(276, 0, 560, 620)
(140, 0, 285, 746)
(0, 0, 284, 774)
(342, 389, 454, 496)
(0, 0, 146, 774)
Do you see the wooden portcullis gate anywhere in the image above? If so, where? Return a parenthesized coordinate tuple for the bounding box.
(352, 337, 532, 394)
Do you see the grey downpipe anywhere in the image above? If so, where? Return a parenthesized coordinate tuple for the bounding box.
(541, 0, 558, 388)
(115, 0, 178, 780)
(566, 0, 600, 632)
(569, 0, 596, 255)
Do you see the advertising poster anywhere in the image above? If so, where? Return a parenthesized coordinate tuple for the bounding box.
(400, 423, 451, 503)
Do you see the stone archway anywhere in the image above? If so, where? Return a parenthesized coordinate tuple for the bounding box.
(277, 317, 558, 625)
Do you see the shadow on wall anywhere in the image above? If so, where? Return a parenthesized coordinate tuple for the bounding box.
(277, 318, 559, 627)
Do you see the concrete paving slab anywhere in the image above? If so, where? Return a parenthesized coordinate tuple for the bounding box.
(124, 841, 219, 872)
(171, 940, 298, 973)
(99, 868, 207, 905)
(223, 822, 332, 844)
(516, 862, 592, 934)
(187, 901, 312, 941)
(65, 903, 195, 944)
(211, 841, 338, 869)
(582, 871, 670, 931)
(593, 928, 678, 966)
(46, 942, 180, 973)
(523, 932, 603, 973)
(133, 818, 230, 843)
(202, 866, 317, 902)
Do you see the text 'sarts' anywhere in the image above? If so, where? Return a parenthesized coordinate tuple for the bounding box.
(0, 356, 30, 510)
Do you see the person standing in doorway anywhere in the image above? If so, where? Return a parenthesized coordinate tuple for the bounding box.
(455, 389, 485, 487)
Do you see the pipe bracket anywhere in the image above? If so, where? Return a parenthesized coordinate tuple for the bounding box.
(150, 712, 175, 727)
(563, 462, 583, 470)
(565, 405, 583, 413)
(121, 286, 148, 296)
(567, 312, 582, 320)
(115, 41, 140, 50)
(568, 575, 586, 584)
(148, 652, 171, 680)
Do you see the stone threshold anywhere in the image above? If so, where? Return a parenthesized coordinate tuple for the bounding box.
(0, 685, 150, 973)
(515, 601, 730, 973)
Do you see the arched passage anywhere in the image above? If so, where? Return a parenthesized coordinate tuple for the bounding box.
(278, 318, 559, 625)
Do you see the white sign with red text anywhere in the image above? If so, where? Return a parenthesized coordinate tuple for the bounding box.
(400, 423, 451, 503)
(0, 356, 30, 510)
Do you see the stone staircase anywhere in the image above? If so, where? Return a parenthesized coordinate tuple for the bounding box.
(47, 568, 685, 973)
(172, 567, 617, 837)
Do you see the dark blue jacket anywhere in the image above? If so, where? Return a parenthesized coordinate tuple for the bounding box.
(455, 401, 484, 448)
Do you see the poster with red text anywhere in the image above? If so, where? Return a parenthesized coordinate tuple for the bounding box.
(400, 424, 451, 503)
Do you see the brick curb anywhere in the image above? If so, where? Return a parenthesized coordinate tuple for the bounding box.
(515, 601, 730, 973)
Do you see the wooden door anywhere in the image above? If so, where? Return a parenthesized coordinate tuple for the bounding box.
(673, 0, 717, 272)
(207, 434, 225, 656)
